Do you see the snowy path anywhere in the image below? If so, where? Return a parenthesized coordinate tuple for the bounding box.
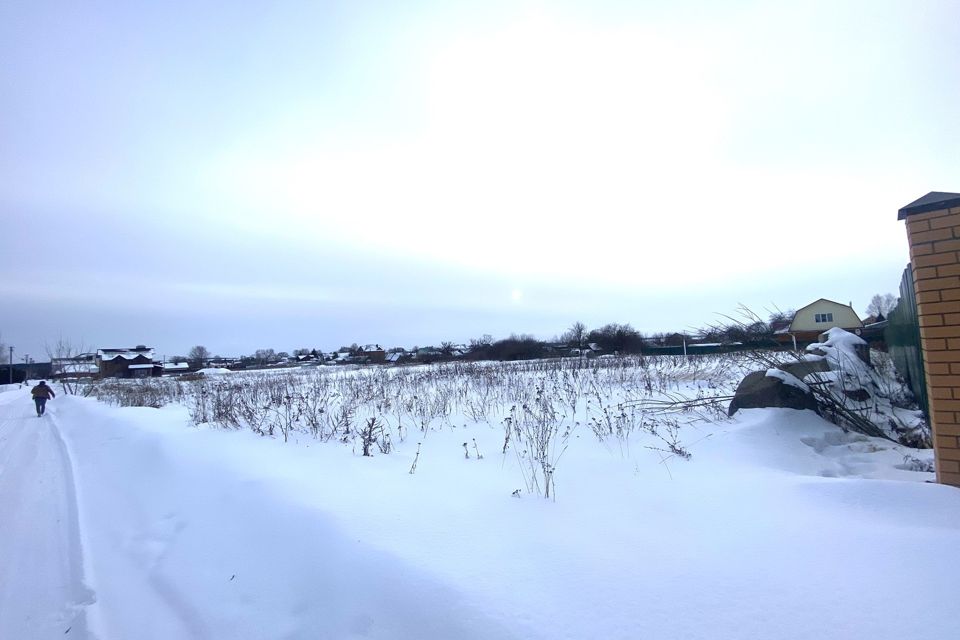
(0, 390, 92, 639)
(0, 390, 518, 640)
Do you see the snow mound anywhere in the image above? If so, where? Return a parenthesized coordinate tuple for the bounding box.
(806, 327, 871, 385)
(802, 329, 929, 447)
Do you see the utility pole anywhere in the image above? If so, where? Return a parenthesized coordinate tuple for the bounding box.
(8, 346, 13, 384)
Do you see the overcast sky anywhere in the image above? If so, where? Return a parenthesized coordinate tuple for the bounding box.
(2, 0, 958, 359)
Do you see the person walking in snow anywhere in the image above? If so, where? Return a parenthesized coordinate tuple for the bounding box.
(31, 380, 55, 417)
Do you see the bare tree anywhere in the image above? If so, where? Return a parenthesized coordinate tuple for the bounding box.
(468, 335, 492, 352)
(254, 348, 277, 364)
(188, 345, 211, 368)
(561, 321, 588, 348)
(45, 337, 92, 395)
(0, 332, 7, 364)
(768, 308, 795, 326)
(866, 293, 898, 318)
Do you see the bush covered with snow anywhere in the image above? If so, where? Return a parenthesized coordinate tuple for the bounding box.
(728, 328, 929, 447)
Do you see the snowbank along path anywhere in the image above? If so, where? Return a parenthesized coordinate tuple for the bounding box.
(0, 387, 516, 640)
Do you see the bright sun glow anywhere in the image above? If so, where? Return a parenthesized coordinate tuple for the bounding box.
(204, 13, 907, 291)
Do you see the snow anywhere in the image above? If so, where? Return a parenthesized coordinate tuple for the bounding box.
(2, 357, 959, 639)
(796, 329, 927, 444)
(195, 367, 231, 375)
(807, 328, 870, 381)
(97, 349, 155, 361)
(765, 367, 811, 392)
(815, 326, 868, 349)
(56, 363, 100, 374)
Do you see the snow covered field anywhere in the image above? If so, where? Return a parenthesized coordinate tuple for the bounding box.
(2, 354, 959, 639)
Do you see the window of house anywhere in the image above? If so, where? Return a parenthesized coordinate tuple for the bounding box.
(815, 313, 834, 323)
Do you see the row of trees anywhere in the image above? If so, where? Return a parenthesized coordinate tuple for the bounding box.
(564, 322, 647, 353)
(463, 323, 666, 361)
(174, 316, 770, 369)
(171, 346, 324, 368)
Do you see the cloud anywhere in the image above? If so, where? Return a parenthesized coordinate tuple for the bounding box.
(2, 0, 950, 357)
(190, 8, 925, 293)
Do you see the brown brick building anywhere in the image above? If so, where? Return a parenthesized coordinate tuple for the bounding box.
(96, 346, 158, 379)
(898, 191, 960, 487)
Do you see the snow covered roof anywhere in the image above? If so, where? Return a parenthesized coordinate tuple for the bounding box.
(163, 362, 190, 370)
(362, 344, 383, 352)
(56, 363, 99, 374)
(97, 348, 155, 361)
(127, 364, 155, 370)
(57, 353, 97, 362)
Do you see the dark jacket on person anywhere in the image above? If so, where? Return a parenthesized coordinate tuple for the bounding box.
(31, 383, 56, 400)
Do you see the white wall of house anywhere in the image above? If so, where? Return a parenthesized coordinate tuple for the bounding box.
(790, 299, 863, 332)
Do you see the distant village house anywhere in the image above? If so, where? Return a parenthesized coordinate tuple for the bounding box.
(774, 299, 864, 346)
(97, 345, 159, 378)
(359, 344, 386, 364)
(163, 361, 190, 374)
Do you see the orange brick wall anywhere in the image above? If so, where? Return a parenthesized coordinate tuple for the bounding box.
(905, 205, 960, 487)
